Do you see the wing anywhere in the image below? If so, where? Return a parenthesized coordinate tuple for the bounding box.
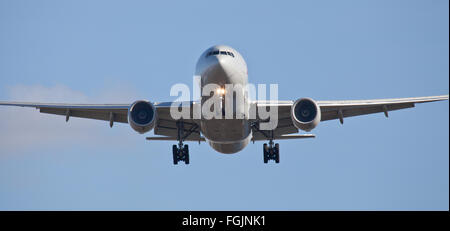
(0, 101, 202, 141)
(0, 101, 130, 124)
(151, 101, 202, 141)
(317, 95, 448, 122)
(252, 95, 448, 140)
(250, 100, 300, 141)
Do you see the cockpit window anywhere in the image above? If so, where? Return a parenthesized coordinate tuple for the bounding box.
(205, 50, 235, 58)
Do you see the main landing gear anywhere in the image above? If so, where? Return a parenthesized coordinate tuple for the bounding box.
(173, 143, 189, 165)
(251, 121, 281, 164)
(173, 121, 190, 165)
(263, 140, 279, 164)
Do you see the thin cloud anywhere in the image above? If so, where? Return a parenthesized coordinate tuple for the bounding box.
(0, 84, 143, 153)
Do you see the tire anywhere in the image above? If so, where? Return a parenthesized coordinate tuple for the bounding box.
(275, 143, 280, 163)
(263, 143, 268, 163)
(184, 145, 190, 165)
(172, 145, 178, 165)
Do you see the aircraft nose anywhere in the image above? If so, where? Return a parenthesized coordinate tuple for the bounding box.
(210, 55, 231, 73)
(202, 54, 236, 85)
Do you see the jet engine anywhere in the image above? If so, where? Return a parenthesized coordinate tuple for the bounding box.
(128, 100, 157, 134)
(291, 98, 321, 132)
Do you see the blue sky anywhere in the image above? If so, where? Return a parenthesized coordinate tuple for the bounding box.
(0, 0, 448, 210)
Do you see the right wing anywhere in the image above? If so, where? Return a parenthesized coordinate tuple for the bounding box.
(0, 101, 203, 141)
(0, 101, 130, 123)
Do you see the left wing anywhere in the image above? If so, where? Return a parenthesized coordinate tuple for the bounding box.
(317, 95, 448, 122)
(252, 95, 448, 139)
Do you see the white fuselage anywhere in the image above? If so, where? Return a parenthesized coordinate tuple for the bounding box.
(195, 45, 252, 154)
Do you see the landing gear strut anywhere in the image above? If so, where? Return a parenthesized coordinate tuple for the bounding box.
(173, 121, 190, 165)
(263, 139, 279, 164)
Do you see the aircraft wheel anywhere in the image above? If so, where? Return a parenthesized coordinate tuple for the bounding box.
(263, 143, 268, 163)
(184, 144, 190, 165)
(172, 145, 178, 165)
(275, 143, 280, 163)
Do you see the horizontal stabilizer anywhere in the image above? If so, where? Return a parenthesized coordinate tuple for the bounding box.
(146, 136, 206, 142)
(252, 134, 316, 141)
(273, 134, 315, 140)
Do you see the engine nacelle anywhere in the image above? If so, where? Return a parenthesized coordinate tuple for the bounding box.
(291, 98, 321, 132)
(128, 100, 157, 134)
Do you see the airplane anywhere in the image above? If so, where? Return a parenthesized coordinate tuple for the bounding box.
(0, 45, 448, 165)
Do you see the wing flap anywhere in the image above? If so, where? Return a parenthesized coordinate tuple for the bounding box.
(146, 136, 205, 142)
(320, 103, 415, 121)
(153, 102, 202, 140)
(39, 107, 128, 123)
(252, 133, 315, 141)
(154, 117, 201, 140)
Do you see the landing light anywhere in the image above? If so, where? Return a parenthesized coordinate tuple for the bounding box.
(216, 88, 226, 95)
